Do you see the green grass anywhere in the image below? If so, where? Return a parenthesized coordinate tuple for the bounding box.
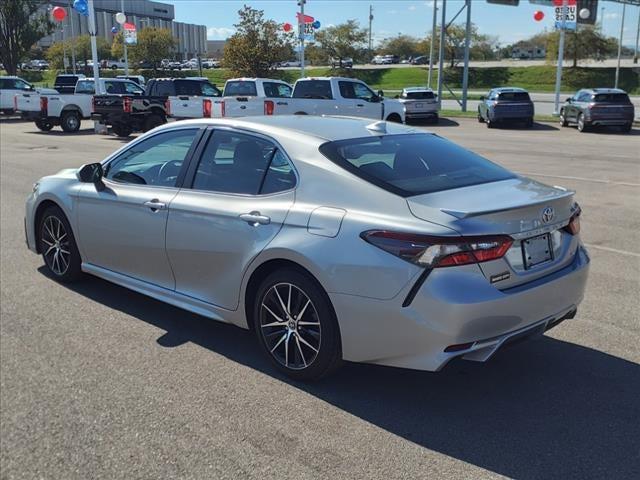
(14, 64, 639, 94)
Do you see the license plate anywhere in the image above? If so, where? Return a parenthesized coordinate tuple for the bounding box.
(522, 233, 553, 269)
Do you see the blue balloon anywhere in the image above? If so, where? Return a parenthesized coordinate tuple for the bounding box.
(111, 26, 119, 34)
(73, 0, 88, 17)
(312, 20, 321, 29)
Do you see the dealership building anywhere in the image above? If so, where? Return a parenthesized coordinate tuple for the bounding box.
(38, 0, 207, 60)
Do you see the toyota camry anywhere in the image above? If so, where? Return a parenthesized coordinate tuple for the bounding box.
(25, 116, 590, 380)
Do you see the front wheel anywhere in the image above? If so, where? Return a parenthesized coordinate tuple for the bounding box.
(38, 205, 82, 282)
(477, 110, 485, 123)
(35, 119, 54, 131)
(253, 269, 342, 381)
(385, 113, 403, 123)
(559, 109, 568, 127)
(60, 111, 81, 133)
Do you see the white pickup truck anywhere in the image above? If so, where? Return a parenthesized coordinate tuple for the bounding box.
(16, 77, 143, 132)
(217, 78, 293, 118)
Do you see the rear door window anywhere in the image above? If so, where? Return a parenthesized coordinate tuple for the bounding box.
(224, 81, 258, 96)
(263, 82, 292, 98)
(319, 133, 514, 197)
(75, 80, 95, 94)
(154, 80, 176, 96)
(293, 80, 333, 99)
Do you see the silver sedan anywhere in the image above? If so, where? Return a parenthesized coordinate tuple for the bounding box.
(25, 116, 590, 380)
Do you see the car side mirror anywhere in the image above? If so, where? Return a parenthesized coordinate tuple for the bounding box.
(377, 90, 384, 98)
(78, 163, 104, 189)
(479, 95, 485, 101)
(566, 97, 572, 103)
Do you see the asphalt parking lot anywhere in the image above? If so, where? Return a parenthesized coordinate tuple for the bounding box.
(1, 117, 639, 479)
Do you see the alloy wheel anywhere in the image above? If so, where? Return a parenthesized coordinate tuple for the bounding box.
(41, 215, 71, 276)
(259, 283, 321, 370)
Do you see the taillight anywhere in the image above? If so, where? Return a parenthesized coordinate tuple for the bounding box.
(203, 98, 212, 118)
(360, 231, 513, 268)
(165, 99, 171, 116)
(264, 100, 274, 115)
(564, 208, 581, 235)
(40, 96, 48, 114)
(220, 100, 225, 117)
(123, 97, 132, 113)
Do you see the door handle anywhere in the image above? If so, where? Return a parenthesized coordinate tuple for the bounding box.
(276, 101, 288, 105)
(144, 199, 166, 211)
(239, 211, 271, 226)
(357, 104, 364, 107)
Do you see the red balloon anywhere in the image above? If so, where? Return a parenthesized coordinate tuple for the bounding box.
(533, 10, 544, 22)
(283, 22, 292, 32)
(52, 6, 66, 22)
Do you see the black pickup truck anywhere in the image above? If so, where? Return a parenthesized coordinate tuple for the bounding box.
(92, 77, 221, 137)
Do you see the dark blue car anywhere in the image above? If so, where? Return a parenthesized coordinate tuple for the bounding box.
(478, 87, 534, 128)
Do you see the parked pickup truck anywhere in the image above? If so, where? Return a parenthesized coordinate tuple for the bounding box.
(286, 77, 405, 123)
(16, 77, 143, 132)
(217, 78, 293, 118)
(93, 77, 221, 136)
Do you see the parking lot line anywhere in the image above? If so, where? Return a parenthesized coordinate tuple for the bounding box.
(517, 172, 640, 188)
(583, 244, 640, 258)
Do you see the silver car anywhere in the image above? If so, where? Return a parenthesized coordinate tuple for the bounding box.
(25, 116, 590, 380)
(399, 87, 439, 124)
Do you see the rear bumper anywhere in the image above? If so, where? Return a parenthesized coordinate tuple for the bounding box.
(406, 111, 438, 119)
(330, 245, 590, 372)
(589, 118, 632, 126)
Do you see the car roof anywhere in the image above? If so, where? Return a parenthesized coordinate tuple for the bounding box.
(584, 88, 627, 94)
(226, 77, 289, 83)
(402, 86, 433, 92)
(296, 76, 365, 82)
(493, 87, 528, 93)
(154, 115, 426, 143)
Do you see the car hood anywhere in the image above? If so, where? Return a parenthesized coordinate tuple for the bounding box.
(406, 177, 576, 236)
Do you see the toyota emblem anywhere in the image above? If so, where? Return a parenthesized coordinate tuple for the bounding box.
(541, 206, 555, 224)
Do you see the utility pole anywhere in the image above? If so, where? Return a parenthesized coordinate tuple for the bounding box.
(461, 0, 471, 112)
(553, 0, 567, 115)
(68, 0, 76, 74)
(428, 0, 437, 89)
(615, 1, 626, 88)
(121, 0, 129, 75)
(368, 5, 373, 59)
(633, 6, 639, 64)
(436, 0, 446, 109)
(87, 0, 101, 93)
(298, 0, 306, 78)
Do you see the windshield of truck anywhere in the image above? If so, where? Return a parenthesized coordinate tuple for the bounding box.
(224, 81, 258, 97)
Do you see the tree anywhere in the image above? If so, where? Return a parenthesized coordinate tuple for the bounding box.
(414, 24, 497, 67)
(46, 35, 110, 70)
(545, 27, 617, 67)
(314, 20, 368, 65)
(128, 27, 175, 71)
(223, 5, 294, 77)
(378, 35, 422, 60)
(0, 0, 52, 75)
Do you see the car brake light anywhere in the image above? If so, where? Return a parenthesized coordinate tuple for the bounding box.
(165, 99, 171, 116)
(40, 96, 48, 114)
(264, 100, 274, 115)
(203, 98, 212, 118)
(564, 208, 581, 235)
(123, 96, 132, 113)
(360, 231, 513, 268)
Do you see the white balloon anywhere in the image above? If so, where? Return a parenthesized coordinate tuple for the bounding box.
(579, 8, 590, 20)
(115, 12, 126, 24)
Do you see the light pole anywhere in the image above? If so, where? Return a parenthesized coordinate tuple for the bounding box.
(120, 0, 129, 75)
(87, 0, 101, 93)
(428, 0, 437, 89)
(553, 0, 568, 115)
(436, 0, 446, 109)
(615, 2, 626, 88)
(298, 0, 306, 78)
(633, 6, 639, 64)
(368, 5, 373, 60)
(67, 0, 76, 74)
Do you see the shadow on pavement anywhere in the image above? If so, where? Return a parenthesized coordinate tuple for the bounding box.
(46, 270, 640, 480)
(417, 117, 459, 127)
(27, 128, 96, 136)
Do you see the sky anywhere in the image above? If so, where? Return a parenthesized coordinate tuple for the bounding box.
(162, 0, 640, 47)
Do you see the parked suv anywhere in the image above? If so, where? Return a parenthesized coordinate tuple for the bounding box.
(398, 87, 438, 124)
(478, 87, 534, 128)
(560, 88, 634, 133)
(330, 57, 353, 69)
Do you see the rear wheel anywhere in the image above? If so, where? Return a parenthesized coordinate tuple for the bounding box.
(112, 123, 132, 138)
(386, 113, 402, 123)
(486, 117, 495, 128)
(253, 269, 342, 381)
(38, 205, 82, 282)
(35, 119, 54, 131)
(577, 113, 589, 132)
(60, 111, 81, 133)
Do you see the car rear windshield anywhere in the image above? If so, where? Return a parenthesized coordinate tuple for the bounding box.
(497, 92, 530, 101)
(404, 91, 435, 100)
(593, 93, 630, 103)
(224, 81, 258, 97)
(318, 134, 515, 197)
(175, 80, 220, 97)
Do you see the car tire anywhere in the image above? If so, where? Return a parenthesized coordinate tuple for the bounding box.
(38, 205, 83, 282)
(559, 109, 568, 127)
(477, 110, 485, 123)
(143, 113, 165, 132)
(112, 123, 132, 138)
(60, 111, 81, 133)
(486, 118, 495, 128)
(386, 113, 403, 123)
(577, 113, 589, 132)
(253, 268, 342, 381)
(525, 118, 534, 128)
(111, 65, 117, 70)
(35, 119, 54, 131)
